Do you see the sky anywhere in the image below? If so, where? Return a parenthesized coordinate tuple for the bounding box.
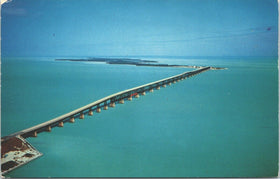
(1, 0, 278, 57)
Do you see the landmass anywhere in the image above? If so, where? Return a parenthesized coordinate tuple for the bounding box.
(1, 136, 42, 175)
(55, 57, 227, 70)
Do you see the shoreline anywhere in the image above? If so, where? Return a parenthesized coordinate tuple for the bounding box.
(55, 58, 227, 70)
(1, 136, 42, 175)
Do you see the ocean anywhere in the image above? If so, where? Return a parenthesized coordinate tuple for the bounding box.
(1, 56, 278, 177)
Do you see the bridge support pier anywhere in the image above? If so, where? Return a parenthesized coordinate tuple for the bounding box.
(162, 84, 166, 88)
(88, 110, 93, 116)
(156, 86, 160, 90)
(109, 102, 115, 107)
(33, 131, 37, 137)
(128, 96, 132, 101)
(119, 99, 124, 104)
(96, 107, 101, 113)
(70, 117, 75, 123)
(168, 82, 171, 86)
(46, 126, 51, 132)
(79, 113, 84, 119)
(58, 121, 64, 127)
(141, 91, 146, 96)
(149, 89, 154, 93)
(135, 94, 140, 98)
(104, 105, 108, 110)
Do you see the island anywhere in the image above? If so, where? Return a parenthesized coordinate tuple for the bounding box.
(55, 57, 227, 70)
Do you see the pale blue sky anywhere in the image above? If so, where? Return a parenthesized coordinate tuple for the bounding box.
(1, 0, 278, 57)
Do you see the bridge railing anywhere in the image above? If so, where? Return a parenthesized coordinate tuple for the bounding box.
(3, 67, 210, 140)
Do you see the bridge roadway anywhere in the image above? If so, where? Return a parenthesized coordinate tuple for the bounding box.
(2, 67, 210, 140)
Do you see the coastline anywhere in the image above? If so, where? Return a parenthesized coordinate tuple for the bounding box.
(1, 136, 42, 175)
(55, 57, 227, 70)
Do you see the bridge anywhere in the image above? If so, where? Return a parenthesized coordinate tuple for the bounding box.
(2, 67, 210, 141)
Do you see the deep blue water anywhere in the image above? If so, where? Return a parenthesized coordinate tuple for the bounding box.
(1, 56, 278, 177)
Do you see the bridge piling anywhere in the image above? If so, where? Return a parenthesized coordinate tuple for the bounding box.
(70, 117, 75, 123)
(58, 121, 64, 127)
(79, 113, 84, 119)
(119, 99, 124, 104)
(109, 102, 115, 107)
(96, 107, 101, 113)
(46, 126, 51, 132)
(88, 109, 93, 116)
(33, 131, 37, 137)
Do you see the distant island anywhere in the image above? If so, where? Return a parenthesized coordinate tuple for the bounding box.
(55, 57, 226, 70)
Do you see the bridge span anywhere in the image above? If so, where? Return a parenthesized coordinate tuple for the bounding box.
(2, 67, 210, 141)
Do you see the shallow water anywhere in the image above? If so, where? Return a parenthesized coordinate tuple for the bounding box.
(1, 56, 278, 177)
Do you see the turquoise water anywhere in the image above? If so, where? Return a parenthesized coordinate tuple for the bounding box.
(1, 56, 278, 177)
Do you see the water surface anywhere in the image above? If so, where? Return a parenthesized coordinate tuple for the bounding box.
(1, 56, 278, 177)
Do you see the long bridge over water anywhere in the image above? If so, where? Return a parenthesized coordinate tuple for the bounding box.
(2, 67, 210, 141)
(2, 66, 212, 175)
